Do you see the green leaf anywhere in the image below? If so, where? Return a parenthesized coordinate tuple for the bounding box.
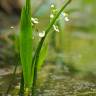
(37, 42, 48, 70)
(20, 0, 32, 88)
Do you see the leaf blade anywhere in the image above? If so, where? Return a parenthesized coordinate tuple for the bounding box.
(20, 0, 32, 88)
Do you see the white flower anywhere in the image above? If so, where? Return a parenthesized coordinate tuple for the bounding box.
(10, 26, 14, 29)
(31, 17, 39, 24)
(39, 31, 45, 37)
(50, 14, 54, 18)
(64, 17, 69, 22)
(51, 4, 55, 8)
(61, 12, 70, 22)
(53, 25, 59, 32)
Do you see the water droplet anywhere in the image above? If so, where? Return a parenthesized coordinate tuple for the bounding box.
(64, 17, 70, 22)
(31, 17, 39, 24)
(53, 25, 59, 32)
(10, 26, 14, 29)
(50, 14, 54, 18)
(39, 31, 45, 37)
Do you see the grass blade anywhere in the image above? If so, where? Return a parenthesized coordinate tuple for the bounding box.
(6, 54, 19, 94)
(19, 73, 24, 96)
(37, 42, 48, 70)
(20, 0, 32, 88)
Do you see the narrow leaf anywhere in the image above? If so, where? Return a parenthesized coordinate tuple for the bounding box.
(20, 0, 32, 88)
(37, 42, 48, 70)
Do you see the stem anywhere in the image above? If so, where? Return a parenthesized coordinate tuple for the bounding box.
(6, 54, 19, 94)
(19, 73, 24, 96)
(31, 0, 71, 95)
